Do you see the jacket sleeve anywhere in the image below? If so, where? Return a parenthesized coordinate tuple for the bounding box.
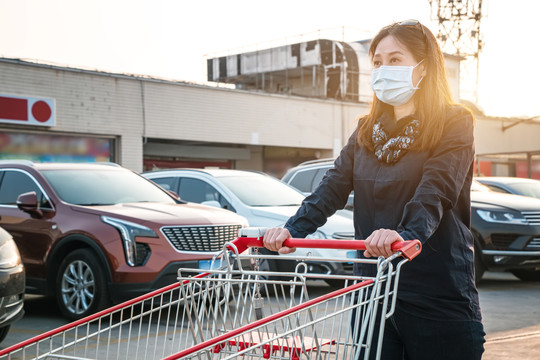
(397, 106, 475, 243)
(284, 130, 357, 238)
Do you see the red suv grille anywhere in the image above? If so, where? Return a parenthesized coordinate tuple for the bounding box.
(161, 225, 242, 252)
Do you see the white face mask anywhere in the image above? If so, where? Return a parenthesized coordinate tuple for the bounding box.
(371, 60, 424, 107)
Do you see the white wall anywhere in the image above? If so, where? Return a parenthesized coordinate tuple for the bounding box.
(474, 116, 540, 154)
(143, 82, 361, 150)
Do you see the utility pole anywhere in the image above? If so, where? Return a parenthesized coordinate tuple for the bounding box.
(429, 0, 484, 104)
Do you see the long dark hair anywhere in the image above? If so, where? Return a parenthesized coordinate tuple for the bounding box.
(357, 21, 455, 152)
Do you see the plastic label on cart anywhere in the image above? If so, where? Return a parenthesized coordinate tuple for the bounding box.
(198, 259, 223, 270)
(346, 250, 357, 259)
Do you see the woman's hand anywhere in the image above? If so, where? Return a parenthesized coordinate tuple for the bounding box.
(262, 227, 296, 254)
(364, 229, 404, 258)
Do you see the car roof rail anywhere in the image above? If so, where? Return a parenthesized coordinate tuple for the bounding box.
(145, 168, 204, 173)
(297, 158, 336, 167)
(0, 160, 123, 168)
(0, 159, 35, 167)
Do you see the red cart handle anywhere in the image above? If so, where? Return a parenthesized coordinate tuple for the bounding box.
(229, 234, 422, 260)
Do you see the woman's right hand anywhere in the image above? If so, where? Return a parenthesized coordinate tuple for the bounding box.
(364, 228, 404, 258)
(262, 227, 296, 254)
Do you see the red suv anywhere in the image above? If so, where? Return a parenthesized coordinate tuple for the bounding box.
(0, 160, 247, 320)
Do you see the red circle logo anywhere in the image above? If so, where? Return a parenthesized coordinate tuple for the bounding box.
(31, 101, 52, 122)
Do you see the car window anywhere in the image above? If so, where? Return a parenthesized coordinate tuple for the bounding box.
(511, 182, 540, 198)
(289, 168, 317, 192)
(311, 168, 330, 192)
(42, 169, 175, 205)
(178, 178, 213, 203)
(151, 177, 178, 192)
(218, 175, 304, 207)
(177, 178, 234, 210)
(0, 170, 52, 209)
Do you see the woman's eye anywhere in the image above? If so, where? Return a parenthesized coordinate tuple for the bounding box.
(373, 61, 381, 68)
(390, 58, 400, 64)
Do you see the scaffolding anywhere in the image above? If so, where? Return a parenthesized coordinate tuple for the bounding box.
(429, 0, 484, 103)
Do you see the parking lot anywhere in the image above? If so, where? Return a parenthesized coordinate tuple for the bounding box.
(479, 272, 540, 360)
(0, 271, 538, 359)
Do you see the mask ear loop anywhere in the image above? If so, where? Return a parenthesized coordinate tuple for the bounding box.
(413, 76, 424, 90)
(412, 59, 425, 89)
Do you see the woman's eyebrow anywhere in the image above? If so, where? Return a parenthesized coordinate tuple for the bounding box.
(374, 50, 405, 57)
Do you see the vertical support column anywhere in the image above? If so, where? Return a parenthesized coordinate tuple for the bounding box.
(312, 66, 316, 97)
(300, 66, 304, 94)
(527, 152, 532, 178)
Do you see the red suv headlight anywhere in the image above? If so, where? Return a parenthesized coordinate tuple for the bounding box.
(101, 216, 158, 266)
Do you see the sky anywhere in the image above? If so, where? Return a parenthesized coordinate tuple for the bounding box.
(0, 0, 538, 118)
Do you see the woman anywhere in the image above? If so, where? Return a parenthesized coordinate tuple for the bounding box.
(263, 20, 485, 359)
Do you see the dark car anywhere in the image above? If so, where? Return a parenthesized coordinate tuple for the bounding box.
(282, 159, 540, 283)
(470, 181, 540, 282)
(0, 226, 25, 343)
(281, 159, 354, 210)
(0, 160, 247, 320)
(475, 176, 540, 199)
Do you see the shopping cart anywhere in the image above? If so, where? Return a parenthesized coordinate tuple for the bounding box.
(0, 227, 421, 360)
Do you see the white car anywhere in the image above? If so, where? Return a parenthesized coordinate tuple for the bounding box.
(143, 169, 355, 286)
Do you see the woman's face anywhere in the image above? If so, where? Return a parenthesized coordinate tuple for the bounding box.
(372, 35, 425, 87)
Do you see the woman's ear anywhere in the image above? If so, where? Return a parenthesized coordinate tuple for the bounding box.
(420, 62, 427, 77)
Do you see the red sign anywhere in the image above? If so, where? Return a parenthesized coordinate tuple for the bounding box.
(0, 94, 55, 127)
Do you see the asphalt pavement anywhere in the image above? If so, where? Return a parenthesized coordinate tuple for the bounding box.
(479, 272, 540, 360)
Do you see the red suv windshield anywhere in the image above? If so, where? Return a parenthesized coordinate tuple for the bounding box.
(41, 169, 176, 205)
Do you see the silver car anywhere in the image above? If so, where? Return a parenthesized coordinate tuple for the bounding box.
(143, 169, 355, 286)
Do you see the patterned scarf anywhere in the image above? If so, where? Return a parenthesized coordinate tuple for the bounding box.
(372, 112, 420, 164)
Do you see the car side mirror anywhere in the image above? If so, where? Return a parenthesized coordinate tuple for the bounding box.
(168, 190, 181, 200)
(201, 200, 222, 208)
(17, 191, 43, 218)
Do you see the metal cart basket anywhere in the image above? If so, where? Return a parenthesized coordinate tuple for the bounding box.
(0, 227, 421, 360)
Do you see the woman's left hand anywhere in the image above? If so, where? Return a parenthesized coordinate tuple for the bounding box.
(364, 229, 404, 258)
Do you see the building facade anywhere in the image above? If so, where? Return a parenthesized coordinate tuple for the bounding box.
(1, 57, 539, 178)
(0, 58, 365, 177)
